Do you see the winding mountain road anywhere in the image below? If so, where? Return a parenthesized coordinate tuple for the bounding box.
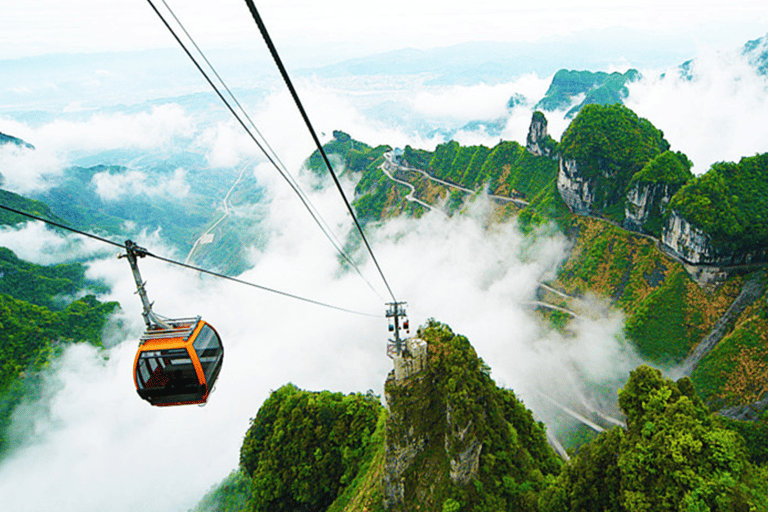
(380, 150, 531, 209)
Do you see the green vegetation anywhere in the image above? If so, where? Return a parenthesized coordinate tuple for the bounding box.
(0, 292, 118, 455)
(691, 284, 768, 408)
(554, 217, 742, 367)
(239, 384, 383, 512)
(0, 189, 62, 226)
(0, 247, 109, 309)
(535, 69, 640, 118)
(191, 470, 251, 512)
(559, 104, 670, 221)
(669, 152, 768, 254)
(629, 151, 693, 187)
(0, 236, 118, 457)
(540, 365, 768, 511)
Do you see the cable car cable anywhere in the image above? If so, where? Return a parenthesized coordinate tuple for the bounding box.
(144, 0, 385, 302)
(0, 203, 381, 317)
(242, 0, 398, 304)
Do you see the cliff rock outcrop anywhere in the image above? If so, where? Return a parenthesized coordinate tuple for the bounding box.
(383, 321, 561, 511)
(662, 210, 768, 266)
(526, 111, 558, 159)
(624, 181, 678, 234)
(556, 158, 595, 215)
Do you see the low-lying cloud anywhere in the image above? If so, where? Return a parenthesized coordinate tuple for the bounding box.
(92, 166, 191, 201)
(626, 44, 768, 173)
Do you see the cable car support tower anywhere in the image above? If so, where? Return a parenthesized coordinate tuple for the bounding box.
(386, 301, 410, 358)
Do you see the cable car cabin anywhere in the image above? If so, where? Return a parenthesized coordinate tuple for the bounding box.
(133, 317, 223, 406)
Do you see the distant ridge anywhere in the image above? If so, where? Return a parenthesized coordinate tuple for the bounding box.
(0, 131, 34, 150)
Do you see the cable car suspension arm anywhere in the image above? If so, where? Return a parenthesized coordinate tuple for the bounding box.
(119, 240, 170, 330)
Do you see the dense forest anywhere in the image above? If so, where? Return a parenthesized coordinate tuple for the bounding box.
(0, 192, 119, 456)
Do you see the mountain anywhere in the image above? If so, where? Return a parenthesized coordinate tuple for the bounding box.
(0, 205, 118, 457)
(534, 69, 640, 118)
(301, 115, 768, 411)
(744, 32, 768, 76)
(0, 131, 34, 150)
(197, 323, 768, 511)
(185, 103, 768, 509)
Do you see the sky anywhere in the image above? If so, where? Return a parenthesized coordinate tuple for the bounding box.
(0, 1, 767, 511)
(1, 0, 767, 62)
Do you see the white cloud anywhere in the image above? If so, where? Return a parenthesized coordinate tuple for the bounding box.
(0, 143, 66, 194)
(411, 82, 520, 122)
(0, 105, 195, 193)
(0, 221, 112, 264)
(625, 46, 768, 173)
(92, 166, 191, 201)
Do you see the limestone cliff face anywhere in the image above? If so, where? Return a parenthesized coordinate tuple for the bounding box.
(623, 181, 678, 233)
(526, 111, 557, 159)
(662, 211, 768, 266)
(557, 158, 595, 215)
(662, 211, 719, 264)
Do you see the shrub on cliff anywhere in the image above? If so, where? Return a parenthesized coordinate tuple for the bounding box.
(539, 365, 768, 511)
(669, 152, 768, 253)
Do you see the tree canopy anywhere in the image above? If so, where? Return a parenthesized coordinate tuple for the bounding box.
(239, 384, 382, 512)
(540, 365, 768, 511)
(559, 104, 670, 218)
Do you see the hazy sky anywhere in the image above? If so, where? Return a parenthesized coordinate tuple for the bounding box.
(2, 0, 767, 62)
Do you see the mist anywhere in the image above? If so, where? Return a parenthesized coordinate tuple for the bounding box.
(626, 42, 768, 173)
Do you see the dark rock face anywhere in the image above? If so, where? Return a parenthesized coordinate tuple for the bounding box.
(526, 112, 557, 159)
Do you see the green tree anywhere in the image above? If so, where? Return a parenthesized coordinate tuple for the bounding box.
(239, 384, 382, 512)
(540, 366, 768, 511)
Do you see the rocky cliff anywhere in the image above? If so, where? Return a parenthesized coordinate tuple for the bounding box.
(526, 111, 558, 159)
(383, 320, 561, 511)
(624, 181, 675, 232)
(662, 210, 768, 266)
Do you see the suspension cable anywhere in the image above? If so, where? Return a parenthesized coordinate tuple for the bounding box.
(145, 0, 385, 302)
(242, 0, 398, 303)
(0, 203, 381, 317)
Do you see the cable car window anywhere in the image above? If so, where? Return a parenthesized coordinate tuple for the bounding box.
(135, 350, 199, 392)
(193, 324, 223, 383)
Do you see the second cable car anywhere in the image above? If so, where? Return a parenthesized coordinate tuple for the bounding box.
(122, 240, 224, 407)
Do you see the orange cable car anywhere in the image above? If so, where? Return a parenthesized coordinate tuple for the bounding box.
(122, 240, 224, 407)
